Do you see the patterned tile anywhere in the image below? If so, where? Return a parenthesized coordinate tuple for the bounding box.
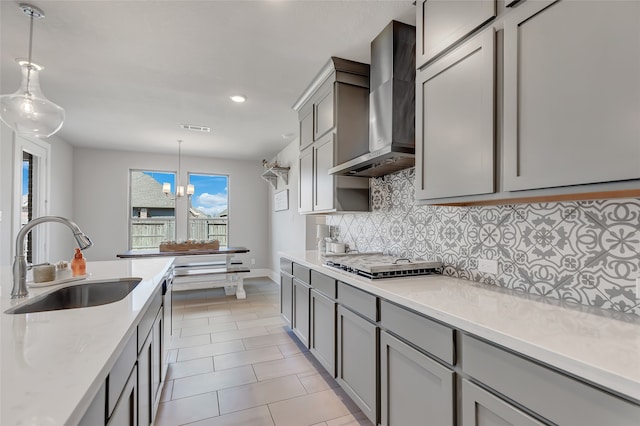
(327, 167, 640, 316)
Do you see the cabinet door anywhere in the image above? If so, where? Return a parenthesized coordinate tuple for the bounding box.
(310, 289, 336, 376)
(417, 0, 495, 67)
(380, 331, 455, 426)
(138, 332, 152, 426)
(107, 366, 138, 426)
(280, 273, 293, 326)
(292, 279, 310, 348)
(151, 308, 163, 415)
(314, 82, 335, 140)
(461, 380, 544, 426)
(416, 29, 495, 200)
(314, 134, 336, 212)
(503, 0, 640, 191)
(79, 383, 106, 426)
(299, 146, 314, 213)
(336, 305, 378, 425)
(300, 107, 314, 150)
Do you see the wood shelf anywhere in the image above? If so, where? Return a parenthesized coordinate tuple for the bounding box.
(261, 166, 290, 189)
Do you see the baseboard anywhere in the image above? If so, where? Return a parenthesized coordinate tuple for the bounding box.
(242, 268, 278, 283)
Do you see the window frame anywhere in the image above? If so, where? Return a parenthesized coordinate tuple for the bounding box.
(13, 136, 50, 263)
(128, 169, 177, 250)
(186, 172, 230, 248)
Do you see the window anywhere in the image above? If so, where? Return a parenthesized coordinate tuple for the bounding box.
(129, 170, 176, 249)
(187, 173, 229, 248)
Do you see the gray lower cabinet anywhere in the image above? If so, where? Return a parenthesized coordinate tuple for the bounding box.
(292, 278, 311, 347)
(78, 383, 106, 426)
(309, 289, 336, 376)
(462, 334, 640, 425)
(503, 0, 640, 191)
(280, 273, 293, 326)
(462, 380, 544, 426)
(151, 307, 163, 418)
(336, 305, 378, 425)
(380, 331, 455, 426)
(138, 330, 153, 426)
(107, 365, 138, 426)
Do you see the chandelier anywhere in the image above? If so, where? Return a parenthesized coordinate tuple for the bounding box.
(163, 140, 194, 198)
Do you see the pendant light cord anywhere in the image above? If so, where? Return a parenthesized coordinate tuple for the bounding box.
(25, 9, 35, 96)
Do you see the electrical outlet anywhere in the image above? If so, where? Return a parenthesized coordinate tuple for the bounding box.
(478, 259, 498, 275)
(251, 258, 256, 265)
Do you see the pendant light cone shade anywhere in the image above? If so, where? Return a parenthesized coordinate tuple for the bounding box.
(0, 62, 65, 138)
(0, 4, 64, 138)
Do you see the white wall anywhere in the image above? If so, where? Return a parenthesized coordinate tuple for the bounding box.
(72, 147, 269, 267)
(267, 139, 315, 276)
(0, 122, 75, 267)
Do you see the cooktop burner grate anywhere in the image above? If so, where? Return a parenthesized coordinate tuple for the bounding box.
(324, 255, 442, 280)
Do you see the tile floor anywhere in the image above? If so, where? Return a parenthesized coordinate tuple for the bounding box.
(156, 278, 373, 426)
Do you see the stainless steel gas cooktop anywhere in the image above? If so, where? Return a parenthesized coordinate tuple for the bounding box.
(323, 254, 442, 280)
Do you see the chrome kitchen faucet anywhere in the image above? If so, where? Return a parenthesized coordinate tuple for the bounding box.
(12, 216, 93, 298)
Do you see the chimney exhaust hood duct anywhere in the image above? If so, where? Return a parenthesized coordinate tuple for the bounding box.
(329, 21, 416, 178)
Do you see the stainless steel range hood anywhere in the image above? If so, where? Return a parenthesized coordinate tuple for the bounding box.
(330, 20, 416, 178)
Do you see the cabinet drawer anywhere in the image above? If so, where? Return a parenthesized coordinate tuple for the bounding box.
(310, 270, 336, 299)
(107, 332, 137, 417)
(292, 263, 311, 285)
(337, 281, 377, 322)
(380, 299, 454, 365)
(280, 257, 293, 275)
(138, 288, 162, 353)
(462, 334, 640, 425)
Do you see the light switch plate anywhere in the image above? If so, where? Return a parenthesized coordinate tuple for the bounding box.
(478, 259, 498, 275)
(636, 277, 640, 301)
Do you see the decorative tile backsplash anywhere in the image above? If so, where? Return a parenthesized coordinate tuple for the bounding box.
(326, 168, 640, 316)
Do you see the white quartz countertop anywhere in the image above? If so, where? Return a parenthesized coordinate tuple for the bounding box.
(0, 257, 174, 426)
(281, 251, 640, 403)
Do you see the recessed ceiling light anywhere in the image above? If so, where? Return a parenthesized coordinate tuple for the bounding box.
(180, 124, 210, 132)
(230, 95, 246, 103)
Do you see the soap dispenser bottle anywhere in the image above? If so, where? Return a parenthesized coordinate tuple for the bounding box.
(71, 248, 86, 277)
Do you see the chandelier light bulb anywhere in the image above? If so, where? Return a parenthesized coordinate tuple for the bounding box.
(0, 61, 65, 138)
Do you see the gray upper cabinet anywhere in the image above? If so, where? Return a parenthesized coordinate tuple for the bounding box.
(294, 57, 371, 214)
(299, 105, 314, 151)
(503, 0, 640, 191)
(298, 146, 314, 213)
(416, 28, 495, 200)
(314, 81, 334, 141)
(417, 0, 496, 67)
(314, 134, 336, 212)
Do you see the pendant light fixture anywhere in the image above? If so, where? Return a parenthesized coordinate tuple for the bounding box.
(0, 4, 65, 138)
(163, 140, 195, 198)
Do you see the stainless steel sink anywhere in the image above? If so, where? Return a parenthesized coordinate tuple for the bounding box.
(5, 278, 142, 314)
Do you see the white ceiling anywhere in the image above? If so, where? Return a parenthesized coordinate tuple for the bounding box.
(0, 1, 415, 160)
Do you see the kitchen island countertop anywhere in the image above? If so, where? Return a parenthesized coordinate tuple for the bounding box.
(280, 250, 640, 403)
(0, 257, 174, 425)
